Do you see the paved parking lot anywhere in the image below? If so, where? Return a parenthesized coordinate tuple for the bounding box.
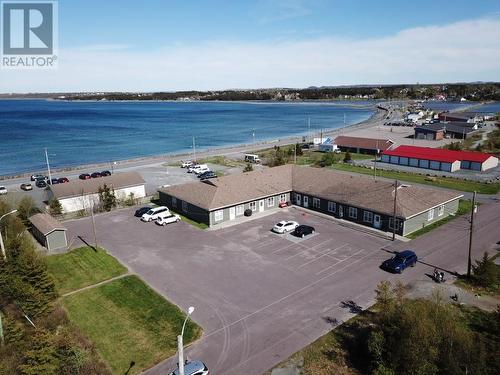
(63, 206, 413, 375)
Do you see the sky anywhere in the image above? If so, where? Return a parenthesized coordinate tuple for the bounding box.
(1, 0, 500, 92)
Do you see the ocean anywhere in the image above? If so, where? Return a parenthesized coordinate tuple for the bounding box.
(0, 100, 375, 176)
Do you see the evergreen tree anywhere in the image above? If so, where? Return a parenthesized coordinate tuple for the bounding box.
(98, 184, 117, 212)
(48, 199, 62, 215)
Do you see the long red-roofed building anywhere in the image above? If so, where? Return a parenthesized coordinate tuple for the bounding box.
(381, 145, 498, 172)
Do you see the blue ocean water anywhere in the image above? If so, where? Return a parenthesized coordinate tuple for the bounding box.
(0, 100, 374, 176)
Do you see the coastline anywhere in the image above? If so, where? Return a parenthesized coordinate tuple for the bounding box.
(0, 105, 386, 180)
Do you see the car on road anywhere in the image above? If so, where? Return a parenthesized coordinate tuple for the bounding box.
(49, 178, 59, 185)
(100, 170, 111, 176)
(79, 173, 91, 180)
(155, 213, 181, 226)
(181, 160, 193, 168)
(90, 172, 102, 178)
(20, 183, 33, 191)
(134, 206, 152, 217)
(381, 250, 418, 273)
(198, 171, 217, 180)
(272, 220, 299, 234)
(141, 206, 170, 222)
(168, 360, 210, 375)
(294, 224, 315, 238)
(58, 177, 69, 183)
(30, 174, 46, 181)
(0, 186, 7, 195)
(35, 180, 47, 188)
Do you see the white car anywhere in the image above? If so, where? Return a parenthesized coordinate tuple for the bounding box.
(181, 160, 193, 168)
(141, 206, 170, 222)
(272, 220, 299, 234)
(169, 360, 210, 375)
(187, 164, 200, 173)
(194, 166, 210, 175)
(155, 213, 181, 226)
(0, 186, 7, 195)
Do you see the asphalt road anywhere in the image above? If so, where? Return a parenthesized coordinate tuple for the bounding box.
(61, 198, 499, 375)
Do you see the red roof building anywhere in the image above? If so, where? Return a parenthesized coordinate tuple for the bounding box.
(381, 145, 498, 172)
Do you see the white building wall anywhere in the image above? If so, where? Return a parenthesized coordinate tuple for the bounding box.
(481, 156, 499, 171)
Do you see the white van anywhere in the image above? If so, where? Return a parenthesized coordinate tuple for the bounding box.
(244, 154, 261, 163)
(190, 164, 209, 174)
(141, 206, 170, 222)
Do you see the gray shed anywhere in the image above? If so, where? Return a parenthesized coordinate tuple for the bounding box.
(29, 213, 68, 251)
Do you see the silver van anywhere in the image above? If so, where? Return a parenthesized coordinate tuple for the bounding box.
(141, 206, 170, 222)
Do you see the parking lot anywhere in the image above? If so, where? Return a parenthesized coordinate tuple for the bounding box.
(63, 206, 422, 375)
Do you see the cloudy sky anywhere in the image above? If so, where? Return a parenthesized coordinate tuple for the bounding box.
(1, 0, 499, 92)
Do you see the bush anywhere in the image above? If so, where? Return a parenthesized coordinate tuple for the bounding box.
(97, 184, 117, 212)
(243, 163, 253, 172)
(244, 209, 252, 217)
(343, 151, 352, 163)
(472, 252, 499, 291)
(17, 197, 41, 225)
(48, 199, 62, 215)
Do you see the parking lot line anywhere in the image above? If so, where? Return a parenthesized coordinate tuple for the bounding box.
(294, 244, 349, 270)
(284, 239, 341, 261)
(270, 241, 301, 255)
(315, 248, 367, 276)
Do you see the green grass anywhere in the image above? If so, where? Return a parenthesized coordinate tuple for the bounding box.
(170, 209, 208, 229)
(198, 155, 245, 167)
(63, 275, 202, 375)
(46, 246, 128, 294)
(330, 163, 500, 194)
(406, 199, 472, 239)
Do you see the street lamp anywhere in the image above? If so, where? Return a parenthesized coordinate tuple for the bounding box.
(178, 306, 195, 375)
(0, 209, 18, 261)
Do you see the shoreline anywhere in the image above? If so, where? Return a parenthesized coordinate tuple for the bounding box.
(0, 106, 386, 180)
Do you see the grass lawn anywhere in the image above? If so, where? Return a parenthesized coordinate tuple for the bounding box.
(198, 155, 245, 167)
(406, 199, 472, 239)
(46, 246, 128, 294)
(331, 163, 500, 194)
(63, 275, 202, 375)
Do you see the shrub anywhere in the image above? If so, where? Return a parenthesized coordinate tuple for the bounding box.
(343, 151, 352, 163)
(48, 199, 62, 215)
(243, 163, 253, 172)
(472, 252, 499, 290)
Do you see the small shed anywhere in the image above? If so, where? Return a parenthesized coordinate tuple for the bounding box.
(29, 213, 67, 252)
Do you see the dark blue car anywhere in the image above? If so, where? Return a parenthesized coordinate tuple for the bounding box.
(381, 250, 418, 273)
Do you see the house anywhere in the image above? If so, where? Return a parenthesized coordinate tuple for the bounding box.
(334, 136, 394, 155)
(381, 145, 499, 172)
(48, 172, 146, 213)
(318, 138, 339, 152)
(438, 112, 484, 123)
(29, 213, 67, 251)
(158, 165, 463, 236)
(414, 122, 479, 140)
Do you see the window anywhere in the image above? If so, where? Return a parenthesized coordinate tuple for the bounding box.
(438, 205, 444, 216)
(182, 201, 188, 213)
(348, 207, 358, 219)
(214, 210, 223, 222)
(172, 197, 177, 207)
(295, 193, 301, 205)
(363, 211, 373, 223)
(428, 208, 434, 221)
(328, 201, 336, 213)
(313, 198, 320, 209)
(236, 205, 244, 216)
(250, 201, 257, 211)
(267, 197, 275, 207)
(389, 218, 402, 230)
(279, 194, 287, 203)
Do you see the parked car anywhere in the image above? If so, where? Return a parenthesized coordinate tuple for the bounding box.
(141, 206, 170, 222)
(294, 224, 315, 238)
(20, 183, 33, 191)
(58, 177, 69, 183)
(187, 164, 200, 173)
(0, 186, 7, 195)
(100, 170, 111, 176)
(181, 160, 193, 168)
(156, 213, 181, 226)
(199, 171, 217, 180)
(30, 174, 47, 181)
(90, 172, 102, 178)
(35, 180, 47, 188)
(49, 178, 59, 185)
(134, 206, 152, 217)
(79, 173, 91, 180)
(272, 220, 299, 234)
(194, 166, 210, 175)
(381, 250, 418, 273)
(168, 360, 210, 375)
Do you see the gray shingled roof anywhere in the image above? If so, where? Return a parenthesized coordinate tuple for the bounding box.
(29, 213, 66, 235)
(160, 165, 462, 218)
(50, 172, 145, 199)
(334, 136, 394, 151)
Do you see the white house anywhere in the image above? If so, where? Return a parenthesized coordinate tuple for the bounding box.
(48, 172, 146, 213)
(318, 138, 339, 152)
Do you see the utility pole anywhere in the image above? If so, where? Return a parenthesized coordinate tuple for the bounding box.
(0, 310, 4, 346)
(467, 191, 476, 278)
(192, 137, 196, 162)
(294, 144, 297, 164)
(91, 201, 98, 250)
(392, 180, 398, 241)
(44, 148, 52, 183)
(308, 117, 311, 143)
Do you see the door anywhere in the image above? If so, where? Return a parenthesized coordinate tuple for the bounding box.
(229, 207, 235, 220)
(373, 214, 381, 229)
(338, 205, 343, 218)
(295, 193, 301, 205)
(259, 200, 265, 212)
(303, 196, 309, 208)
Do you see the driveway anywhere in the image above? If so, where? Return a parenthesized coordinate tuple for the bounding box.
(62, 201, 500, 375)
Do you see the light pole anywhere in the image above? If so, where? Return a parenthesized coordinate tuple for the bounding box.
(0, 209, 18, 261)
(178, 306, 194, 375)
